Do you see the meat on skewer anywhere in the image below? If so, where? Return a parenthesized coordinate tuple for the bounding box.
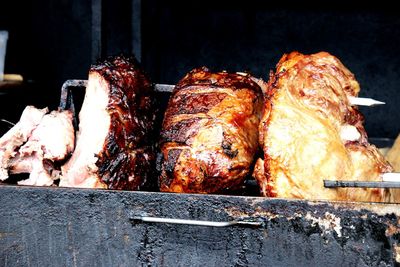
(159, 67, 263, 193)
(60, 55, 157, 190)
(253, 51, 393, 202)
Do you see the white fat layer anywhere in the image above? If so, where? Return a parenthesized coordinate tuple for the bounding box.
(60, 72, 110, 187)
(30, 110, 75, 160)
(340, 125, 361, 142)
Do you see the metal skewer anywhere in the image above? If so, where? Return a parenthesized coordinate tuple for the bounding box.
(155, 86, 387, 107)
(155, 84, 175, 92)
(324, 173, 400, 188)
(59, 80, 386, 107)
(324, 180, 400, 188)
(348, 96, 385, 106)
(0, 119, 15, 126)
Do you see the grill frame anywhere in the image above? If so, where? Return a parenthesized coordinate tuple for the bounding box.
(1, 80, 399, 266)
(0, 184, 399, 266)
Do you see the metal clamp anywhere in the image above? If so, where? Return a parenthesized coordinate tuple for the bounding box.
(59, 79, 88, 130)
(130, 215, 263, 228)
(59, 79, 88, 111)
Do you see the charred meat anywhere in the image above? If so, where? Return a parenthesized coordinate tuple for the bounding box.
(159, 67, 263, 193)
(60, 55, 157, 190)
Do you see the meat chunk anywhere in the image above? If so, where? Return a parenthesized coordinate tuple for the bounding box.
(0, 106, 48, 181)
(253, 51, 393, 202)
(60, 55, 157, 190)
(0, 107, 75, 186)
(159, 67, 263, 193)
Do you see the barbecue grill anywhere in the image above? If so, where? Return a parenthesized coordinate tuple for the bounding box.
(1, 185, 400, 266)
(1, 1, 400, 266)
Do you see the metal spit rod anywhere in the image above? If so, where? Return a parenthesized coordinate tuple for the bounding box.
(59, 79, 384, 106)
(59, 79, 399, 190)
(324, 180, 400, 188)
(324, 173, 400, 188)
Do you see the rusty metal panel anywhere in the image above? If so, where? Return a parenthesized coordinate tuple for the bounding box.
(0, 185, 399, 266)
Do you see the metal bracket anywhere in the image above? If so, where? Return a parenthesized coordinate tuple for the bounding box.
(59, 79, 88, 129)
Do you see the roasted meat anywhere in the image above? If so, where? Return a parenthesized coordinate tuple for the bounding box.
(385, 135, 400, 203)
(0, 106, 47, 181)
(60, 55, 157, 190)
(253, 51, 393, 202)
(159, 67, 263, 193)
(0, 106, 74, 186)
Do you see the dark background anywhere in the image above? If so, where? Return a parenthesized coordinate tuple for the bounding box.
(0, 0, 399, 138)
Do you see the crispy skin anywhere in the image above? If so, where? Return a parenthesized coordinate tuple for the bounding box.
(159, 67, 263, 193)
(253, 52, 393, 202)
(61, 55, 157, 190)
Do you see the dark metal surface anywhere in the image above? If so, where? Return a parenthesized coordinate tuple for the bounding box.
(131, 0, 142, 61)
(0, 185, 399, 266)
(91, 0, 103, 62)
(59, 79, 88, 129)
(59, 79, 88, 110)
(154, 83, 174, 92)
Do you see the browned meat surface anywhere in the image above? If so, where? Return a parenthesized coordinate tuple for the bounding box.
(253, 51, 393, 202)
(159, 67, 263, 193)
(385, 136, 400, 203)
(60, 55, 157, 190)
(0, 107, 75, 186)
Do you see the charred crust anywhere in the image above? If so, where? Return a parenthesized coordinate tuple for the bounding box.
(160, 118, 202, 145)
(159, 148, 182, 188)
(155, 152, 164, 173)
(221, 139, 238, 159)
(164, 149, 182, 175)
(98, 147, 155, 191)
(91, 54, 157, 147)
(174, 67, 262, 95)
(91, 55, 157, 190)
(91, 54, 142, 75)
(199, 175, 245, 194)
(167, 92, 227, 115)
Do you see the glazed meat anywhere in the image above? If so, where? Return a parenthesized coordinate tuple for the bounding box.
(60, 55, 157, 190)
(253, 52, 393, 202)
(159, 67, 263, 193)
(0, 106, 74, 186)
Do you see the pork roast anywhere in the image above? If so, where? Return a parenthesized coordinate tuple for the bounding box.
(0, 106, 74, 186)
(159, 67, 263, 193)
(253, 51, 393, 202)
(60, 55, 157, 190)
